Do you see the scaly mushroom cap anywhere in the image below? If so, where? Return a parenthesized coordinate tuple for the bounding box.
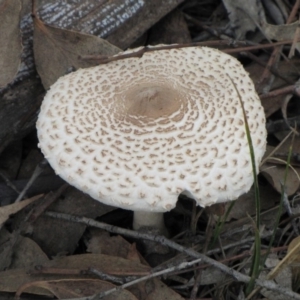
(37, 46, 267, 212)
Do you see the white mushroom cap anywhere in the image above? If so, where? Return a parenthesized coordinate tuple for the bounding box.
(36, 46, 267, 213)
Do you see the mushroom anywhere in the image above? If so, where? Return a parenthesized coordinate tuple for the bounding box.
(36, 46, 267, 234)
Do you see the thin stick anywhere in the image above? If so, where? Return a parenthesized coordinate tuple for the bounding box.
(80, 39, 300, 65)
(45, 211, 300, 299)
(92, 258, 203, 300)
(259, 85, 300, 99)
(15, 159, 48, 203)
(0, 170, 22, 197)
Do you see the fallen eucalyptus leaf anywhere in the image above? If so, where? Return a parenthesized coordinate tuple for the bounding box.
(33, 16, 121, 89)
(16, 278, 137, 300)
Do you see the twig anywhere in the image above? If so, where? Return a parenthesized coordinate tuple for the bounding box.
(0, 185, 66, 270)
(45, 211, 300, 299)
(55, 257, 202, 300)
(260, 130, 293, 168)
(89, 268, 128, 285)
(80, 39, 300, 65)
(240, 51, 293, 85)
(287, 0, 300, 23)
(26, 183, 69, 223)
(0, 170, 22, 196)
(80, 41, 236, 62)
(91, 258, 203, 300)
(224, 39, 300, 53)
(259, 84, 300, 100)
(15, 159, 48, 203)
(152, 230, 275, 278)
(189, 269, 202, 299)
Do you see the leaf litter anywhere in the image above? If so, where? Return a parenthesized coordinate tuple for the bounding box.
(2, 0, 300, 299)
(33, 14, 121, 89)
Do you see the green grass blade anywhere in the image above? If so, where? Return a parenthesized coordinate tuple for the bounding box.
(227, 75, 261, 295)
(210, 200, 235, 249)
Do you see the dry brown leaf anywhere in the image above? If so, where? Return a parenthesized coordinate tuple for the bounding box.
(0, 253, 150, 294)
(128, 277, 184, 300)
(16, 278, 137, 300)
(86, 229, 140, 262)
(31, 187, 115, 257)
(10, 236, 49, 270)
(0, 252, 184, 299)
(0, 0, 22, 87)
(0, 234, 49, 274)
(0, 229, 16, 270)
(47, 254, 150, 276)
(262, 21, 299, 42)
(262, 21, 300, 56)
(261, 135, 300, 195)
(225, 184, 277, 221)
(33, 15, 121, 89)
(261, 163, 300, 195)
(0, 194, 43, 227)
(0, 269, 53, 296)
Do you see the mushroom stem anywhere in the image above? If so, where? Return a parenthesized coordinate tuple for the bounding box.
(133, 211, 167, 235)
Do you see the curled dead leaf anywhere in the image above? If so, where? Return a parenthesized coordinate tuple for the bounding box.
(261, 163, 300, 196)
(33, 15, 121, 89)
(261, 140, 300, 196)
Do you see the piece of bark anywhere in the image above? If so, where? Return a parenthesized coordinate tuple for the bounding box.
(0, 0, 184, 154)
